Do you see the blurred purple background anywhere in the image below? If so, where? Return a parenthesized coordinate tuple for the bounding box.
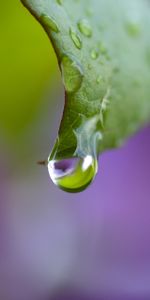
(0, 1, 150, 299)
(0, 125, 150, 300)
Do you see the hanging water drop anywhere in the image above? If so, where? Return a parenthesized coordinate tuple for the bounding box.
(41, 14, 60, 33)
(48, 155, 98, 193)
(48, 116, 102, 193)
(61, 55, 83, 93)
(69, 27, 82, 49)
(78, 19, 92, 37)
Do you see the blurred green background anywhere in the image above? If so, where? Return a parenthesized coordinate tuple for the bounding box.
(0, 0, 62, 166)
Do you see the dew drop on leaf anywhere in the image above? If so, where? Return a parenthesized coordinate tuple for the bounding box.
(69, 27, 82, 49)
(78, 19, 92, 37)
(48, 155, 98, 193)
(61, 55, 83, 93)
(41, 14, 60, 33)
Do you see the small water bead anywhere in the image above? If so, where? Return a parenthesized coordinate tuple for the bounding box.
(48, 155, 98, 193)
(69, 27, 82, 49)
(78, 19, 92, 37)
(41, 14, 60, 33)
(91, 49, 99, 60)
(61, 55, 83, 93)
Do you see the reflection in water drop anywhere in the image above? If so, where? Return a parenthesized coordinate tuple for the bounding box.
(69, 27, 82, 49)
(48, 155, 98, 193)
(48, 116, 103, 193)
(41, 14, 60, 33)
(61, 55, 83, 93)
(78, 19, 92, 37)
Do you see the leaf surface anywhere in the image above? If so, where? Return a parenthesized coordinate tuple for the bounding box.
(21, 0, 150, 159)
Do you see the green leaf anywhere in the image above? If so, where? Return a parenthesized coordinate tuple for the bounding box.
(21, 0, 150, 160)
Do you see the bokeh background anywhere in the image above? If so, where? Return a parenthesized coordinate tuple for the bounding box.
(0, 1, 150, 300)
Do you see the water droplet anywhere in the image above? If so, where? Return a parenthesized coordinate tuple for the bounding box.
(56, 0, 63, 5)
(48, 155, 97, 192)
(48, 116, 102, 193)
(125, 21, 140, 37)
(78, 19, 92, 37)
(61, 55, 83, 93)
(41, 14, 60, 33)
(91, 49, 99, 60)
(69, 27, 82, 49)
